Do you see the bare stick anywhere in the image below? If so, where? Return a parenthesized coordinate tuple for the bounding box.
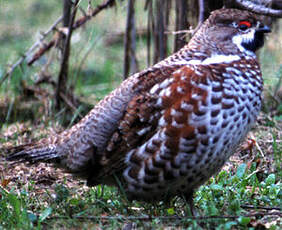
(1, 0, 116, 87)
(28, 40, 56, 66)
(165, 29, 194, 35)
(30, 0, 116, 66)
(231, 0, 282, 17)
(59, 92, 82, 118)
(72, 0, 116, 29)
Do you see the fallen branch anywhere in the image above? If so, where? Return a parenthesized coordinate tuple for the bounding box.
(29, 0, 116, 68)
(234, 0, 282, 17)
(0, 0, 116, 86)
(73, 0, 116, 29)
(0, 16, 63, 86)
(225, 0, 282, 17)
(27, 40, 57, 66)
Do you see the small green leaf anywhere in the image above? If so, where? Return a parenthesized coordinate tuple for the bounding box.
(27, 212, 37, 223)
(224, 221, 237, 229)
(208, 202, 218, 215)
(167, 208, 175, 215)
(69, 198, 79, 206)
(265, 174, 275, 185)
(210, 184, 223, 191)
(236, 163, 247, 178)
(8, 193, 21, 219)
(39, 207, 52, 222)
(238, 216, 250, 225)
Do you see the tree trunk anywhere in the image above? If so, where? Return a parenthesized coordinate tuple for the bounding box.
(174, 0, 188, 52)
(123, 0, 138, 79)
(56, 0, 78, 109)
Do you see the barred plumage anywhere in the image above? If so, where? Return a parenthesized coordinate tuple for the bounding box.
(6, 8, 270, 211)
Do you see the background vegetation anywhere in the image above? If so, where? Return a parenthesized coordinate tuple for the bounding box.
(0, 0, 281, 229)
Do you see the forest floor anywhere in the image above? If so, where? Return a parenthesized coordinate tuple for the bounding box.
(0, 110, 281, 229)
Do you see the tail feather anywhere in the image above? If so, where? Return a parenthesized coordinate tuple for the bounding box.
(6, 143, 59, 163)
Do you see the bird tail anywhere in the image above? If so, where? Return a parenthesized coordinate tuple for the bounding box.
(5, 141, 59, 164)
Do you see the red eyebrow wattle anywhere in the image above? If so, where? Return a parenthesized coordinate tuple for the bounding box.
(239, 21, 251, 27)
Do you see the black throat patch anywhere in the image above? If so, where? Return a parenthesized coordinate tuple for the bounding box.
(241, 32, 265, 52)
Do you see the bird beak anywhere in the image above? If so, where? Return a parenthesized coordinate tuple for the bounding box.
(256, 25, 271, 33)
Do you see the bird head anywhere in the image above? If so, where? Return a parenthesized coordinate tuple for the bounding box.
(190, 8, 271, 56)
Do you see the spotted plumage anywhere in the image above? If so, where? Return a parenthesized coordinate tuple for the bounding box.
(6, 8, 270, 208)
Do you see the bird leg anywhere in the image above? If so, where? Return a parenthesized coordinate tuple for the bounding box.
(184, 193, 207, 229)
(184, 192, 198, 216)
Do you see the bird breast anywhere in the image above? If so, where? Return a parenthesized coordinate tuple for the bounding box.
(123, 58, 263, 201)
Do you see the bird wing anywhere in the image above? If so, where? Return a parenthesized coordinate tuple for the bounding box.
(89, 65, 215, 188)
(5, 66, 175, 170)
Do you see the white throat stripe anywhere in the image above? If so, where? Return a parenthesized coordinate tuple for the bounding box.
(201, 54, 240, 65)
(232, 29, 256, 56)
(171, 54, 241, 66)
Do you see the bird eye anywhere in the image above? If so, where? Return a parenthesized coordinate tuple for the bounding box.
(238, 21, 251, 31)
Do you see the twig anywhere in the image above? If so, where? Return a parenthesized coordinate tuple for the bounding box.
(0, 16, 63, 86)
(233, 0, 282, 17)
(273, 66, 282, 98)
(1, 0, 116, 87)
(249, 133, 265, 158)
(165, 29, 194, 35)
(0, 185, 10, 195)
(265, 88, 281, 105)
(59, 92, 82, 118)
(254, 139, 265, 158)
(34, 0, 115, 64)
(78, 5, 87, 17)
(244, 168, 262, 180)
(27, 40, 57, 66)
(0, 56, 26, 86)
(191, 22, 203, 36)
(72, 0, 115, 29)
